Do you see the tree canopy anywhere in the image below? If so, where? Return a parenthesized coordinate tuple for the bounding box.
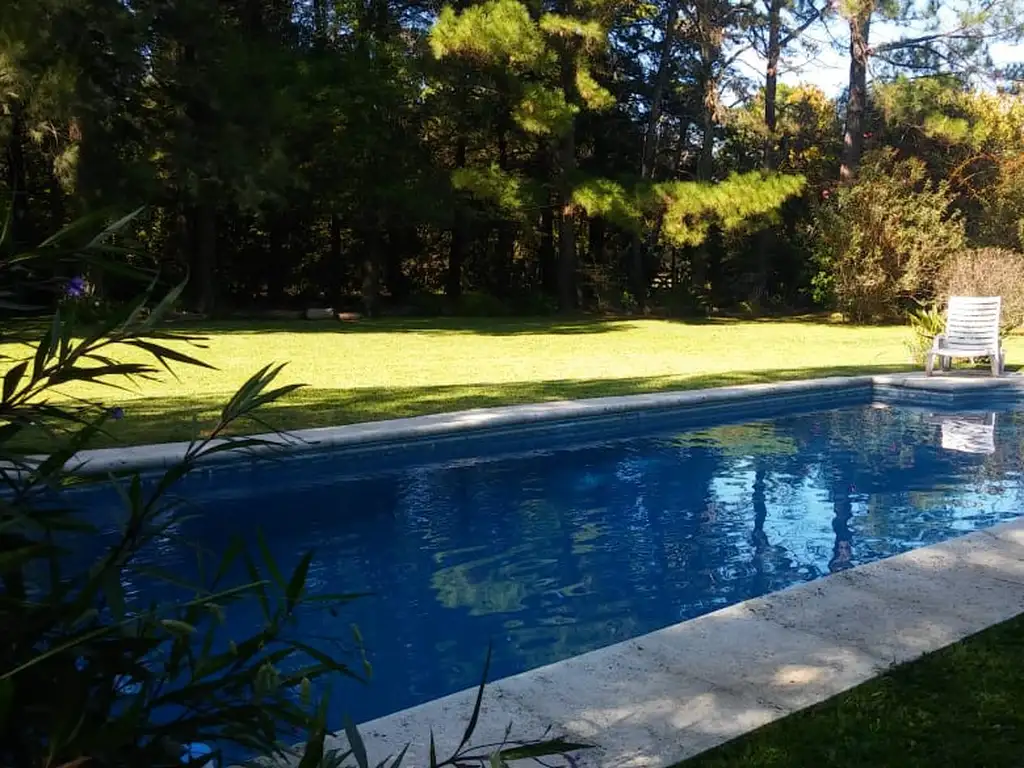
(1, 0, 1022, 316)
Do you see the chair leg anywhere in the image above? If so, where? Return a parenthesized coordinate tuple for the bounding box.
(941, 355, 951, 372)
(992, 353, 1001, 377)
(925, 352, 935, 376)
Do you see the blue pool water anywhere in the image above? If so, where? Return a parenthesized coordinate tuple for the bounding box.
(77, 402, 1024, 726)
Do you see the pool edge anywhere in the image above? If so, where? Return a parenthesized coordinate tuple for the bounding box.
(331, 517, 1024, 768)
(52, 372, 1024, 474)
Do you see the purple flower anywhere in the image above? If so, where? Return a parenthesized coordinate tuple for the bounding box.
(65, 275, 87, 299)
(110, 406, 125, 421)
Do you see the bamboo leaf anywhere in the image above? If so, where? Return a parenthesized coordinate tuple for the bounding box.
(496, 739, 592, 761)
(143, 278, 189, 328)
(457, 644, 492, 753)
(0, 678, 12, 726)
(123, 339, 216, 373)
(102, 568, 127, 621)
(385, 744, 410, 768)
(286, 551, 313, 612)
(2, 360, 27, 401)
(257, 530, 285, 588)
(85, 207, 145, 249)
(160, 619, 197, 636)
(345, 716, 370, 768)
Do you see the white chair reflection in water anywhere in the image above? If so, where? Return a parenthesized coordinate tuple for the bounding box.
(940, 413, 997, 455)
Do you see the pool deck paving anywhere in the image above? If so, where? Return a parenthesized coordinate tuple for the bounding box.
(337, 517, 1024, 767)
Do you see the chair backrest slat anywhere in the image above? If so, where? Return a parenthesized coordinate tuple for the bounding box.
(945, 296, 1001, 346)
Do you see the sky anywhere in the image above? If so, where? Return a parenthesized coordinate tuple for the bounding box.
(736, 12, 1024, 96)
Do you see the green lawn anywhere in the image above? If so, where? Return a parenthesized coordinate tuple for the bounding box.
(4, 315, 1019, 446)
(682, 612, 1024, 768)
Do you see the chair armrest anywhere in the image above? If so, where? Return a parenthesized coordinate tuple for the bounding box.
(931, 334, 946, 350)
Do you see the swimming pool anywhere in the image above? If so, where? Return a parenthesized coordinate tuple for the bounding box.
(80, 399, 1024, 726)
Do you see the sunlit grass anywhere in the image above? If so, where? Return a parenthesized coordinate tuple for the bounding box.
(681, 612, 1024, 768)
(6, 315, 1018, 447)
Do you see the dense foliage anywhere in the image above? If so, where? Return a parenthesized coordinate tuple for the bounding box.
(1, 0, 1023, 319)
(0, 219, 584, 767)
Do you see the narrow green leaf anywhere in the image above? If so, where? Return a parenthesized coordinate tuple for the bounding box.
(102, 568, 127, 621)
(242, 550, 271, 619)
(160, 619, 197, 636)
(0, 678, 12, 726)
(86, 207, 145, 248)
(0, 542, 52, 571)
(286, 551, 314, 612)
(497, 739, 592, 760)
(36, 208, 114, 248)
(3, 360, 27, 401)
(386, 744, 410, 768)
(212, 536, 244, 588)
(49, 362, 158, 386)
(143, 278, 189, 328)
(457, 644, 492, 753)
(257, 530, 285, 588)
(344, 716, 370, 768)
(122, 339, 216, 373)
(285, 640, 362, 680)
(298, 725, 327, 768)
(31, 313, 57, 381)
(0, 624, 114, 679)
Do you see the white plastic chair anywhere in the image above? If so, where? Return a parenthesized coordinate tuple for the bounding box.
(925, 296, 1004, 377)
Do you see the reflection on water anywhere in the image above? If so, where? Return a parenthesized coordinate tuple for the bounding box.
(74, 405, 1024, 725)
(939, 413, 997, 454)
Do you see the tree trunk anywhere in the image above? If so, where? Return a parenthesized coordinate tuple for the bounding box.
(641, 0, 681, 181)
(698, 106, 715, 181)
(588, 215, 605, 265)
(312, 0, 328, 45)
(361, 218, 381, 317)
(764, 0, 782, 172)
(328, 212, 343, 300)
(555, 34, 579, 312)
(192, 202, 217, 314)
(494, 120, 515, 297)
(629, 235, 646, 306)
(447, 135, 468, 303)
(386, 221, 413, 303)
(586, 216, 605, 309)
(267, 214, 287, 305)
(539, 195, 557, 296)
(6, 104, 31, 251)
(557, 185, 577, 311)
(840, 13, 871, 183)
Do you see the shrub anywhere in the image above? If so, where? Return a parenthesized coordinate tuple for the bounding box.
(905, 300, 946, 363)
(810, 151, 966, 322)
(0, 210, 583, 768)
(937, 247, 1024, 330)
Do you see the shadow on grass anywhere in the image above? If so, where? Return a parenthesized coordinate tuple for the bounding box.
(3, 313, 900, 342)
(170, 316, 635, 336)
(166, 314, 864, 337)
(51, 362, 913, 448)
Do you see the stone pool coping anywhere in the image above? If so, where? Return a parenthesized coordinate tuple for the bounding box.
(50, 371, 1024, 475)
(330, 517, 1024, 768)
